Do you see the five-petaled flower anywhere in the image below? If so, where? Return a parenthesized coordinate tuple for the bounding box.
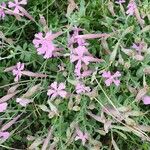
(0, 102, 8, 112)
(70, 46, 100, 72)
(0, 131, 10, 140)
(33, 32, 61, 59)
(126, 1, 136, 16)
(76, 82, 90, 94)
(102, 71, 121, 86)
(8, 0, 27, 16)
(12, 62, 25, 82)
(0, 2, 6, 20)
(75, 129, 88, 146)
(47, 82, 67, 99)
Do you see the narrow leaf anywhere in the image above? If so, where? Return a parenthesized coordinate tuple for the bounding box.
(42, 127, 53, 150)
(0, 91, 18, 104)
(1, 114, 21, 131)
(22, 71, 48, 78)
(22, 84, 41, 98)
(7, 84, 19, 94)
(135, 87, 147, 102)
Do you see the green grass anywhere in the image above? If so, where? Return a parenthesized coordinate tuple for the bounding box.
(0, 0, 150, 149)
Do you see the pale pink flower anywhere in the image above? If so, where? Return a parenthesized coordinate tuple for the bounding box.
(0, 131, 10, 140)
(142, 96, 150, 105)
(70, 46, 100, 71)
(0, 2, 6, 20)
(126, 1, 136, 16)
(47, 82, 67, 99)
(75, 129, 88, 146)
(8, 0, 27, 16)
(76, 83, 90, 94)
(0, 102, 8, 112)
(115, 0, 126, 4)
(33, 32, 61, 59)
(16, 98, 32, 107)
(12, 62, 24, 82)
(102, 71, 121, 86)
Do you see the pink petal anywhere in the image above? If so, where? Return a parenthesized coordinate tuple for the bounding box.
(8, 2, 16, 8)
(113, 71, 121, 78)
(58, 90, 67, 98)
(0, 103, 8, 112)
(70, 55, 79, 62)
(75, 60, 82, 70)
(142, 96, 150, 105)
(102, 71, 111, 78)
(113, 79, 120, 86)
(51, 82, 58, 90)
(105, 79, 112, 86)
(51, 93, 58, 99)
(16, 98, 32, 107)
(58, 83, 66, 90)
(14, 75, 20, 82)
(0, 132, 10, 140)
(75, 136, 80, 141)
(47, 89, 55, 96)
(19, 0, 27, 5)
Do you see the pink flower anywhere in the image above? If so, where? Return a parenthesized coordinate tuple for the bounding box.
(12, 62, 24, 82)
(8, 0, 27, 16)
(0, 102, 8, 112)
(126, 1, 136, 16)
(0, 2, 6, 20)
(33, 32, 61, 59)
(47, 82, 67, 99)
(0, 131, 10, 140)
(102, 71, 121, 86)
(115, 0, 126, 4)
(70, 46, 99, 71)
(142, 96, 150, 105)
(75, 129, 88, 146)
(16, 98, 32, 107)
(76, 83, 90, 94)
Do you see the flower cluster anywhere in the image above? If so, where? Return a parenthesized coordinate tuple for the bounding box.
(1, 0, 149, 147)
(0, 0, 33, 20)
(69, 27, 100, 78)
